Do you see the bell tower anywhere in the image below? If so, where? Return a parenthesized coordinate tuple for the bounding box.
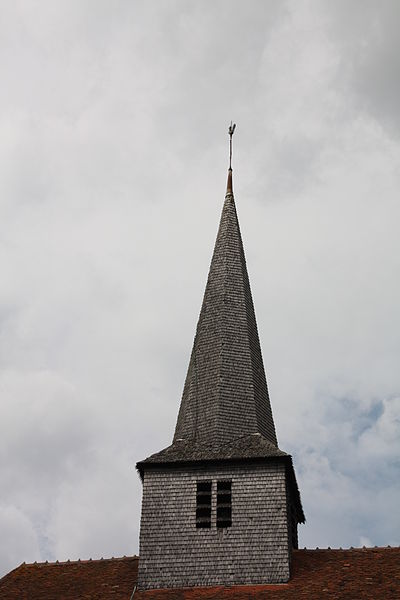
(136, 127, 304, 590)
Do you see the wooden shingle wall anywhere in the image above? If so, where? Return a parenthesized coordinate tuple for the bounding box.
(138, 462, 291, 590)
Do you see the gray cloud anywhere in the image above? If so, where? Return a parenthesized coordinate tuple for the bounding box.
(325, 1, 400, 134)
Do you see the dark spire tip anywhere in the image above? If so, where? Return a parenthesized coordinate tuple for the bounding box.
(226, 167, 233, 196)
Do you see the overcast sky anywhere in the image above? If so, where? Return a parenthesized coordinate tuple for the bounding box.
(1, 0, 400, 578)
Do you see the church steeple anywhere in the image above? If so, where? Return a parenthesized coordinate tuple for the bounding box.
(137, 130, 304, 591)
(173, 160, 277, 447)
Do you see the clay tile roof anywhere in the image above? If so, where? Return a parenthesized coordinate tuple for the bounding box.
(0, 556, 138, 600)
(134, 548, 400, 600)
(2, 548, 399, 599)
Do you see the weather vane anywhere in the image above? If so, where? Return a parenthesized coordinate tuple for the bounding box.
(228, 121, 236, 170)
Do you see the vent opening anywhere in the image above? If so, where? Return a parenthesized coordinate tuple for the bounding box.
(196, 481, 211, 528)
(217, 480, 232, 528)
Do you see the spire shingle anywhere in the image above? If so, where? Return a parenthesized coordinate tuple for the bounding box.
(173, 174, 278, 447)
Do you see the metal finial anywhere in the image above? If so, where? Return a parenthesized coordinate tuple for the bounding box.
(228, 122, 236, 170)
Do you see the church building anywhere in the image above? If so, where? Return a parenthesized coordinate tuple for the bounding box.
(0, 129, 398, 599)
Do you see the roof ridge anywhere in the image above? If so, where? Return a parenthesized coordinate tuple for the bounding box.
(20, 548, 400, 569)
(21, 555, 139, 567)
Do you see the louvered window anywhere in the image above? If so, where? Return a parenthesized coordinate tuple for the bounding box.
(217, 480, 232, 528)
(196, 481, 211, 528)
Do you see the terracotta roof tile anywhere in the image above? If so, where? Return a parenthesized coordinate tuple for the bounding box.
(0, 556, 138, 600)
(135, 548, 400, 600)
(1, 548, 399, 599)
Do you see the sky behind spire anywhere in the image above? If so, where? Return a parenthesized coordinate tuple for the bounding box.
(0, 0, 399, 577)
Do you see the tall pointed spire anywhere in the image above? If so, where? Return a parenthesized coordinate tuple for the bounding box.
(137, 131, 304, 593)
(173, 125, 277, 448)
